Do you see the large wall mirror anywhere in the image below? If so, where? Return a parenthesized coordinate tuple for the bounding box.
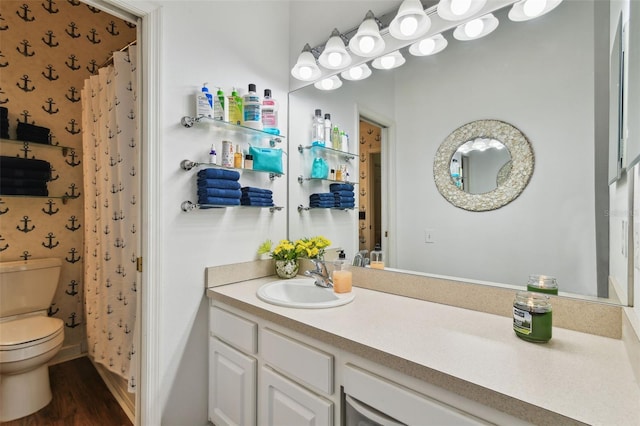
(287, 0, 633, 306)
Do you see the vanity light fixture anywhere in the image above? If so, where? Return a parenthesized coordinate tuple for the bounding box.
(409, 34, 448, 56)
(437, 0, 487, 21)
(389, 0, 431, 40)
(453, 13, 499, 40)
(291, 43, 322, 81)
(508, 0, 563, 21)
(372, 50, 406, 70)
(348, 11, 386, 58)
(318, 29, 352, 70)
(314, 75, 343, 91)
(341, 63, 372, 81)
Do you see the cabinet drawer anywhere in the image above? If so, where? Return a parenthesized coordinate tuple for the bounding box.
(261, 328, 334, 395)
(210, 306, 257, 354)
(343, 364, 484, 425)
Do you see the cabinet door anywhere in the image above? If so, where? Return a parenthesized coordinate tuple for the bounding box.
(209, 337, 257, 426)
(260, 366, 333, 426)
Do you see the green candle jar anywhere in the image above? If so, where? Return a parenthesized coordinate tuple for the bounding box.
(513, 291, 552, 343)
(526, 274, 558, 295)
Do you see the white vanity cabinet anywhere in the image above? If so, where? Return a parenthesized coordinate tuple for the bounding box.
(209, 299, 508, 426)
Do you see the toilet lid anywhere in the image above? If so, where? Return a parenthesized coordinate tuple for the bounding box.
(0, 316, 64, 347)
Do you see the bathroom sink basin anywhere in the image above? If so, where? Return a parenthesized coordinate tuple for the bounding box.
(257, 278, 355, 309)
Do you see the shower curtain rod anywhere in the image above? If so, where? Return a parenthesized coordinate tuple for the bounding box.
(99, 39, 137, 68)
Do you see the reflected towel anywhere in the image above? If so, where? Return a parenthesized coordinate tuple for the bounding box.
(0, 167, 51, 181)
(0, 156, 51, 171)
(310, 193, 334, 199)
(16, 122, 50, 145)
(331, 190, 355, 197)
(329, 183, 354, 192)
(196, 178, 241, 190)
(241, 194, 273, 202)
(241, 199, 274, 207)
(197, 188, 242, 198)
(335, 202, 355, 209)
(334, 196, 355, 203)
(197, 168, 240, 180)
(241, 187, 272, 194)
(198, 196, 241, 206)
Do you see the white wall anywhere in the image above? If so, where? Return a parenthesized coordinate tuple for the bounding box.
(157, 2, 289, 424)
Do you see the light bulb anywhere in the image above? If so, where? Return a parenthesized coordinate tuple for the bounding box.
(327, 52, 342, 67)
(464, 18, 484, 38)
(349, 67, 363, 79)
(451, 0, 472, 16)
(359, 36, 375, 54)
(380, 55, 396, 69)
(418, 38, 436, 55)
(399, 16, 418, 36)
(321, 78, 334, 90)
(523, 0, 547, 17)
(298, 66, 312, 80)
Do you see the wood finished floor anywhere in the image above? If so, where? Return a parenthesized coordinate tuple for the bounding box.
(2, 356, 132, 426)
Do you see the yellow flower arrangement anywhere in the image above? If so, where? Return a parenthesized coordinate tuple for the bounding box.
(258, 236, 331, 261)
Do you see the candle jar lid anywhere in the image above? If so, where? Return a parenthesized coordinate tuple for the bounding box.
(527, 274, 558, 290)
(514, 291, 552, 314)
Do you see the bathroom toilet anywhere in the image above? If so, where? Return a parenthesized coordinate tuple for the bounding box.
(0, 258, 65, 422)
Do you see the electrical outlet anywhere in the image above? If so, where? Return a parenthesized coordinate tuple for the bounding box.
(424, 229, 435, 243)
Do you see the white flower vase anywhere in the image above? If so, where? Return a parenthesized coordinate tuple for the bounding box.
(275, 259, 299, 279)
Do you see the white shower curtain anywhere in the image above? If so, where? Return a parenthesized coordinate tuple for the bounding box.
(81, 47, 139, 392)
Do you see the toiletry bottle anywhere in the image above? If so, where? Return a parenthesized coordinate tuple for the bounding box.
(244, 153, 253, 169)
(234, 144, 243, 168)
(213, 87, 225, 121)
(312, 109, 324, 146)
(332, 125, 341, 150)
(196, 83, 213, 118)
(333, 251, 352, 294)
(370, 243, 384, 269)
(222, 140, 233, 167)
(324, 113, 332, 146)
(228, 88, 243, 125)
(209, 144, 217, 164)
(242, 84, 263, 130)
(262, 89, 279, 135)
(341, 131, 349, 152)
(335, 166, 343, 181)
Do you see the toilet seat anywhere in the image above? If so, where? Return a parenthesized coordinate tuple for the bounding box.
(0, 316, 64, 363)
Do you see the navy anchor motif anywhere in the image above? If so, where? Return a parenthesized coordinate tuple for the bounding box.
(42, 64, 59, 81)
(65, 247, 81, 263)
(17, 216, 35, 233)
(42, 232, 60, 249)
(66, 312, 80, 328)
(65, 280, 79, 296)
(16, 4, 36, 22)
(42, 199, 59, 215)
(42, 0, 60, 14)
(17, 40, 35, 57)
(17, 74, 35, 92)
(65, 215, 81, 231)
(42, 30, 59, 47)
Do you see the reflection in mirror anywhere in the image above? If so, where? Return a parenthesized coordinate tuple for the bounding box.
(451, 138, 511, 194)
(288, 0, 633, 305)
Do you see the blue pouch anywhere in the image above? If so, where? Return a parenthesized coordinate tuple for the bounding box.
(249, 146, 283, 174)
(311, 157, 328, 179)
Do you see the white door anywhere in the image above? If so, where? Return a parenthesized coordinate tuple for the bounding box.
(259, 366, 333, 426)
(209, 337, 257, 426)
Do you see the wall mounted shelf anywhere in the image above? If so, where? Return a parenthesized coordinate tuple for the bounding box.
(181, 159, 282, 181)
(297, 144, 355, 161)
(0, 194, 75, 204)
(297, 204, 354, 212)
(1, 138, 81, 157)
(181, 200, 283, 213)
(297, 175, 357, 185)
(180, 116, 285, 146)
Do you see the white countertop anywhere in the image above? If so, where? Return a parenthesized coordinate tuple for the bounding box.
(208, 277, 640, 425)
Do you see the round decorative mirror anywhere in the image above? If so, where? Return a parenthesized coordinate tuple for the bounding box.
(434, 120, 534, 211)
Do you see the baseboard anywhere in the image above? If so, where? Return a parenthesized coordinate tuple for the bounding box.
(623, 308, 640, 384)
(49, 343, 85, 366)
(90, 358, 135, 424)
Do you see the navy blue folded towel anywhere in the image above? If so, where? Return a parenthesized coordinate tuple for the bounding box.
(335, 202, 355, 208)
(241, 194, 273, 202)
(197, 168, 240, 180)
(241, 199, 274, 207)
(0, 156, 51, 171)
(241, 191, 273, 198)
(198, 196, 241, 206)
(310, 193, 334, 199)
(197, 178, 241, 190)
(330, 183, 354, 192)
(334, 196, 355, 203)
(331, 190, 355, 197)
(197, 188, 242, 198)
(241, 187, 272, 194)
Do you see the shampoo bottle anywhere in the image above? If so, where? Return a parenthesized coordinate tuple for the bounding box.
(242, 84, 263, 130)
(312, 109, 324, 146)
(234, 144, 243, 168)
(213, 87, 225, 121)
(228, 88, 243, 125)
(196, 83, 213, 118)
(209, 144, 217, 164)
(323, 114, 332, 146)
(262, 89, 279, 135)
(333, 251, 352, 293)
(332, 126, 341, 150)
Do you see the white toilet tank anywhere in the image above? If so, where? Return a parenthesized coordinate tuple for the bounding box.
(0, 258, 62, 318)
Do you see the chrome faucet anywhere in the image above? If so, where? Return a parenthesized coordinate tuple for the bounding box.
(352, 250, 369, 267)
(305, 258, 333, 288)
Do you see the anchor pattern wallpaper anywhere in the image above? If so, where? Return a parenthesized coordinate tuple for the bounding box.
(358, 120, 381, 253)
(0, 0, 136, 351)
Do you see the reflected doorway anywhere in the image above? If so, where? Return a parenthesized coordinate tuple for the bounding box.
(358, 119, 383, 253)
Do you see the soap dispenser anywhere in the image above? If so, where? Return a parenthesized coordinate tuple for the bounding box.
(332, 250, 352, 293)
(370, 243, 384, 269)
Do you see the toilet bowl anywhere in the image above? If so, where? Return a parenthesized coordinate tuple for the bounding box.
(0, 258, 65, 422)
